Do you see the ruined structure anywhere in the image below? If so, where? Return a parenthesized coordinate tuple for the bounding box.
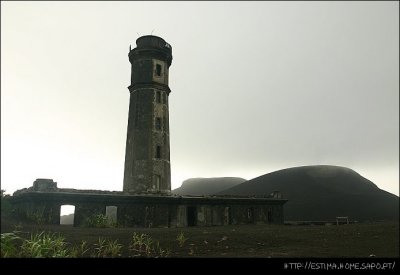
(11, 182, 286, 227)
(10, 36, 287, 228)
(123, 36, 172, 193)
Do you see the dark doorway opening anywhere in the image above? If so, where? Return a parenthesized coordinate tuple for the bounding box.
(224, 207, 231, 225)
(187, 206, 197, 226)
(247, 207, 254, 224)
(267, 209, 272, 223)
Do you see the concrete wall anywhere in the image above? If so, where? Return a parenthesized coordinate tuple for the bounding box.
(10, 192, 287, 228)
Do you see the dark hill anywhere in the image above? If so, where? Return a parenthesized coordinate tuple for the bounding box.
(217, 165, 399, 221)
(172, 177, 246, 196)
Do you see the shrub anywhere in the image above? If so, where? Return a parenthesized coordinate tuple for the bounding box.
(105, 239, 123, 258)
(20, 231, 69, 258)
(84, 214, 116, 228)
(1, 232, 22, 257)
(26, 207, 53, 225)
(93, 237, 123, 258)
(129, 232, 169, 258)
(176, 231, 188, 247)
(69, 241, 90, 258)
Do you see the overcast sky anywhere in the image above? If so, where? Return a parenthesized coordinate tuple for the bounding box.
(2, 1, 399, 197)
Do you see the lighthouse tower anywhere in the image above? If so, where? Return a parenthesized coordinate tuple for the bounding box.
(123, 35, 172, 193)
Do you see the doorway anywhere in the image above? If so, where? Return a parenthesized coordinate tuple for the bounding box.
(60, 205, 75, 226)
(224, 207, 231, 225)
(267, 208, 272, 223)
(106, 206, 117, 225)
(247, 207, 254, 224)
(187, 206, 197, 226)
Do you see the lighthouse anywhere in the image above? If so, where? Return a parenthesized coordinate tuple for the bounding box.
(123, 35, 172, 194)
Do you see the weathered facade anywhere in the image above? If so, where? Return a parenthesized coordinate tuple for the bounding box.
(11, 180, 286, 227)
(10, 36, 287, 228)
(123, 36, 172, 193)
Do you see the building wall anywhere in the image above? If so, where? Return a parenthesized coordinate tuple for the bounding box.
(10, 192, 286, 228)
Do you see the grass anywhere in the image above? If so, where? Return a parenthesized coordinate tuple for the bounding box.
(1, 231, 166, 258)
(93, 237, 123, 258)
(20, 231, 69, 258)
(1, 218, 398, 258)
(1, 232, 22, 257)
(129, 232, 170, 257)
(176, 231, 188, 247)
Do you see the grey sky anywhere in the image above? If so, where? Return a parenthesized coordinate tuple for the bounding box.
(1, 1, 399, 196)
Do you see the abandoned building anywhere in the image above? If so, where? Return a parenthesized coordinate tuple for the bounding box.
(10, 36, 287, 227)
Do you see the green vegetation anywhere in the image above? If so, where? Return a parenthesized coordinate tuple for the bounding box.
(69, 241, 90, 258)
(176, 231, 188, 247)
(20, 232, 69, 258)
(26, 208, 53, 225)
(0, 230, 169, 258)
(84, 213, 117, 228)
(1, 232, 21, 257)
(129, 232, 170, 257)
(1, 221, 398, 257)
(1, 231, 68, 258)
(93, 237, 123, 258)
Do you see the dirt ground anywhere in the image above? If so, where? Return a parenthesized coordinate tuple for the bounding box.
(1, 217, 398, 258)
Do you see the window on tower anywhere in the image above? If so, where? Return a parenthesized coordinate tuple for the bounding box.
(162, 93, 167, 104)
(155, 117, 162, 130)
(156, 91, 161, 103)
(156, 64, 162, 76)
(156, 145, 161, 159)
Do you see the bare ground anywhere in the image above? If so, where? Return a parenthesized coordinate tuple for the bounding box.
(1, 217, 398, 258)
